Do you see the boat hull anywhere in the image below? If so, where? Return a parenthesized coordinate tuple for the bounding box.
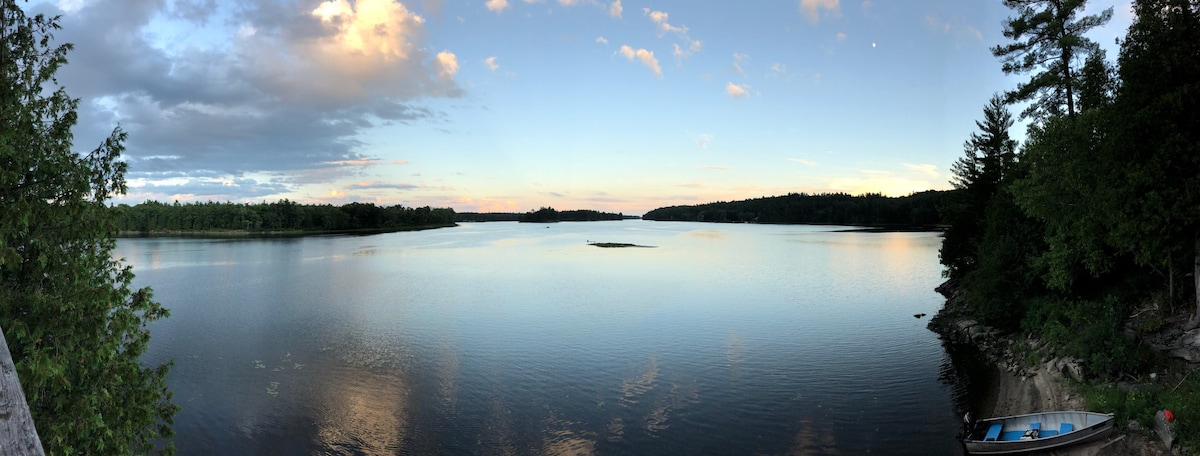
(962, 411, 1115, 455)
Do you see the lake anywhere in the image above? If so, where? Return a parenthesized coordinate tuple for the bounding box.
(117, 221, 971, 454)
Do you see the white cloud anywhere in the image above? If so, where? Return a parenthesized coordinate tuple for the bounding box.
(732, 53, 749, 74)
(486, 0, 508, 13)
(725, 82, 749, 98)
(799, 0, 840, 23)
(644, 8, 687, 34)
(558, 0, 577, 5)
(673, 39, 702, 59)
(619, 45, 662, 77)
(609, 0, 622, 18)
(836, 32, 847, 41)
(484, 56, 499, 71)
(596, 36, 608, 44)
(903, 163, 939, 179)
(435, 51, 458, 80)
(788, 158, 816, 166)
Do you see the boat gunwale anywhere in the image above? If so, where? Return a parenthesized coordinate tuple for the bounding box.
(962, 411, 1115, 455)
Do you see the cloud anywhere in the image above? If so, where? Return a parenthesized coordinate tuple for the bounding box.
(642, 8, 701, 60)
(596, 36, 608, 44)
(768, 62, 787, 77)
(45, 0, 461, 201)
(726, 82, 750, 98)
(836, 31, 847, 41)
(133, 178, 290, 201)
(558, 0, 577, 5)
(618, 45, 662, 77)
(486, 0, 508, 13)
(732, 53, 749, 74)
(693, 133, 714, 148)
(903, 163, 939, 179)
(788, 158, 817, 166)
(484, 56, 499, 71)
(345, 181, 421, 190)
(609, 0, 622, 18)
(435, 51, 459, 80)
(799, 0, 840, 23)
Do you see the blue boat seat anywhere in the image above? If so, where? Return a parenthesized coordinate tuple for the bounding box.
(984, 423, 1003, 441)
(1060, 423, 1073, 434)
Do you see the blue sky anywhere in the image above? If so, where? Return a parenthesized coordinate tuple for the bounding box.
(32, 0, 1132, 214)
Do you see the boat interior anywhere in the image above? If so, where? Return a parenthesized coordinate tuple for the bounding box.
(970, 412, 1108, 442)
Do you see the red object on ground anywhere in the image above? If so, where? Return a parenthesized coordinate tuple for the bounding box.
(1164, 409, 1175, 423)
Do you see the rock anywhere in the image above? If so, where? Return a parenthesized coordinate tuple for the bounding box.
(1062, 358, 1086, 382)
(1168, 329, 1200, 362)
(1155, 410, 1176, 449)
(956, 319, 978, 331)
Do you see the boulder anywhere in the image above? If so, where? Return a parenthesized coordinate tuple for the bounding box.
(1168, 329, 1200, 363)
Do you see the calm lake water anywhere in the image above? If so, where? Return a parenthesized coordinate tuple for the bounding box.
(117, 221, 970, 455)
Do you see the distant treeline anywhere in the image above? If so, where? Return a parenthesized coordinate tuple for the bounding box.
(642, 191, 952, 227)
(113, 200, 456, 233)
(456, 208, 628, 223)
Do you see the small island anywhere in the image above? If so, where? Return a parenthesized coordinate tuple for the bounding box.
(588, 242, 654, 248)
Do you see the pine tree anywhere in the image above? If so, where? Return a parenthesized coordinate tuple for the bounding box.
(992, 0, 1113, 120)
(1, 1, 177, 453)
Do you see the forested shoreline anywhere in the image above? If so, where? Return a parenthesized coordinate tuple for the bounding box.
(456, 207, 629, 223)
(932, 0, 1200, 447)
(112, 200, 457, 235)
(642, 190, 950, 227)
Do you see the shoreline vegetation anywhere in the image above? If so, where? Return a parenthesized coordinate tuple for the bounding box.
(112, 200, 456, 237)
(640, 190, 950, 230)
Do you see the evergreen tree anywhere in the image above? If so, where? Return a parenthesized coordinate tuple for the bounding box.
(940, 95, 1018, 279)
(992, 0, 1113, 120)
(1, 1, 176, 453)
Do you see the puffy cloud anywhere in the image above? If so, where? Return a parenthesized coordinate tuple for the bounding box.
(486, 0, 508, 12)
(619, 45, 662, 77)
(726, 82, 750, 98)
(435, 51, 459, 80)
(799, 0, 840, 23)
(644, 8, 687, 34)
(596, 36, 609, 44)
(46, 0, 461, 201)
(672, 39, 702, 59)
(609, 0, 622, 18)
(484, 56, 499, 71)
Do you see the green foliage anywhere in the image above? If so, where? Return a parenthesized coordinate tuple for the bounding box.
(992, 0, 1113, 119)
(515, 207, 624, 223)
(959, 191, 1044, 330)
(1086, 377, 1200, 447)
(113, 199, 456, 233)
(643, 190, 951, 227)
(1022, 296, 1151, 377)
(1, 1, 176, 453)
(941, 95, 1019, 280)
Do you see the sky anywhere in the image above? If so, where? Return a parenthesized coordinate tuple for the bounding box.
(28, 0, 1133, 215)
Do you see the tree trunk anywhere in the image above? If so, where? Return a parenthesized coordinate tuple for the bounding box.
(0, 326, 46, 455)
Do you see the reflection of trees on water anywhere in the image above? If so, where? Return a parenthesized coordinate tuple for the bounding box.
(937, 340, 996, 419)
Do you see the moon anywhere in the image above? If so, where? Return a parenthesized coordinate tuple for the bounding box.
(871, 42, 877, 48)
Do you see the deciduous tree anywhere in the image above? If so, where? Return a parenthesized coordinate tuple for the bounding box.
(1, 1, 176, 453)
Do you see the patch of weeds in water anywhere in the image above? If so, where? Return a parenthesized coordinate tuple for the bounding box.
(253, 360, 265, 369)
(293, 363, 305, 370)
(266, 382, 280, 397)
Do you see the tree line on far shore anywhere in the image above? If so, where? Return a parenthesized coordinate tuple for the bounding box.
(113, 200, 456, 233)
(456, 208, 628, 223)
(641, 191, 950, 227)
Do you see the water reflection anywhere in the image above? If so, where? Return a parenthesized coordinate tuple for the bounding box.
(121, 221, 966, 455)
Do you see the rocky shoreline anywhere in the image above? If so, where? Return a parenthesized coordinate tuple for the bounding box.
(927, 279, 1180, 455)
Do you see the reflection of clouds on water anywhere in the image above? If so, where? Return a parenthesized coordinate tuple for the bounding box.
(611, 355, 702, 439)
(789, 417, 839, 455)
(686, 229, 726, 239)
(314, 372, 409, 455)
(541, 414, 598, 456)
(619, 355, 659, 406)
